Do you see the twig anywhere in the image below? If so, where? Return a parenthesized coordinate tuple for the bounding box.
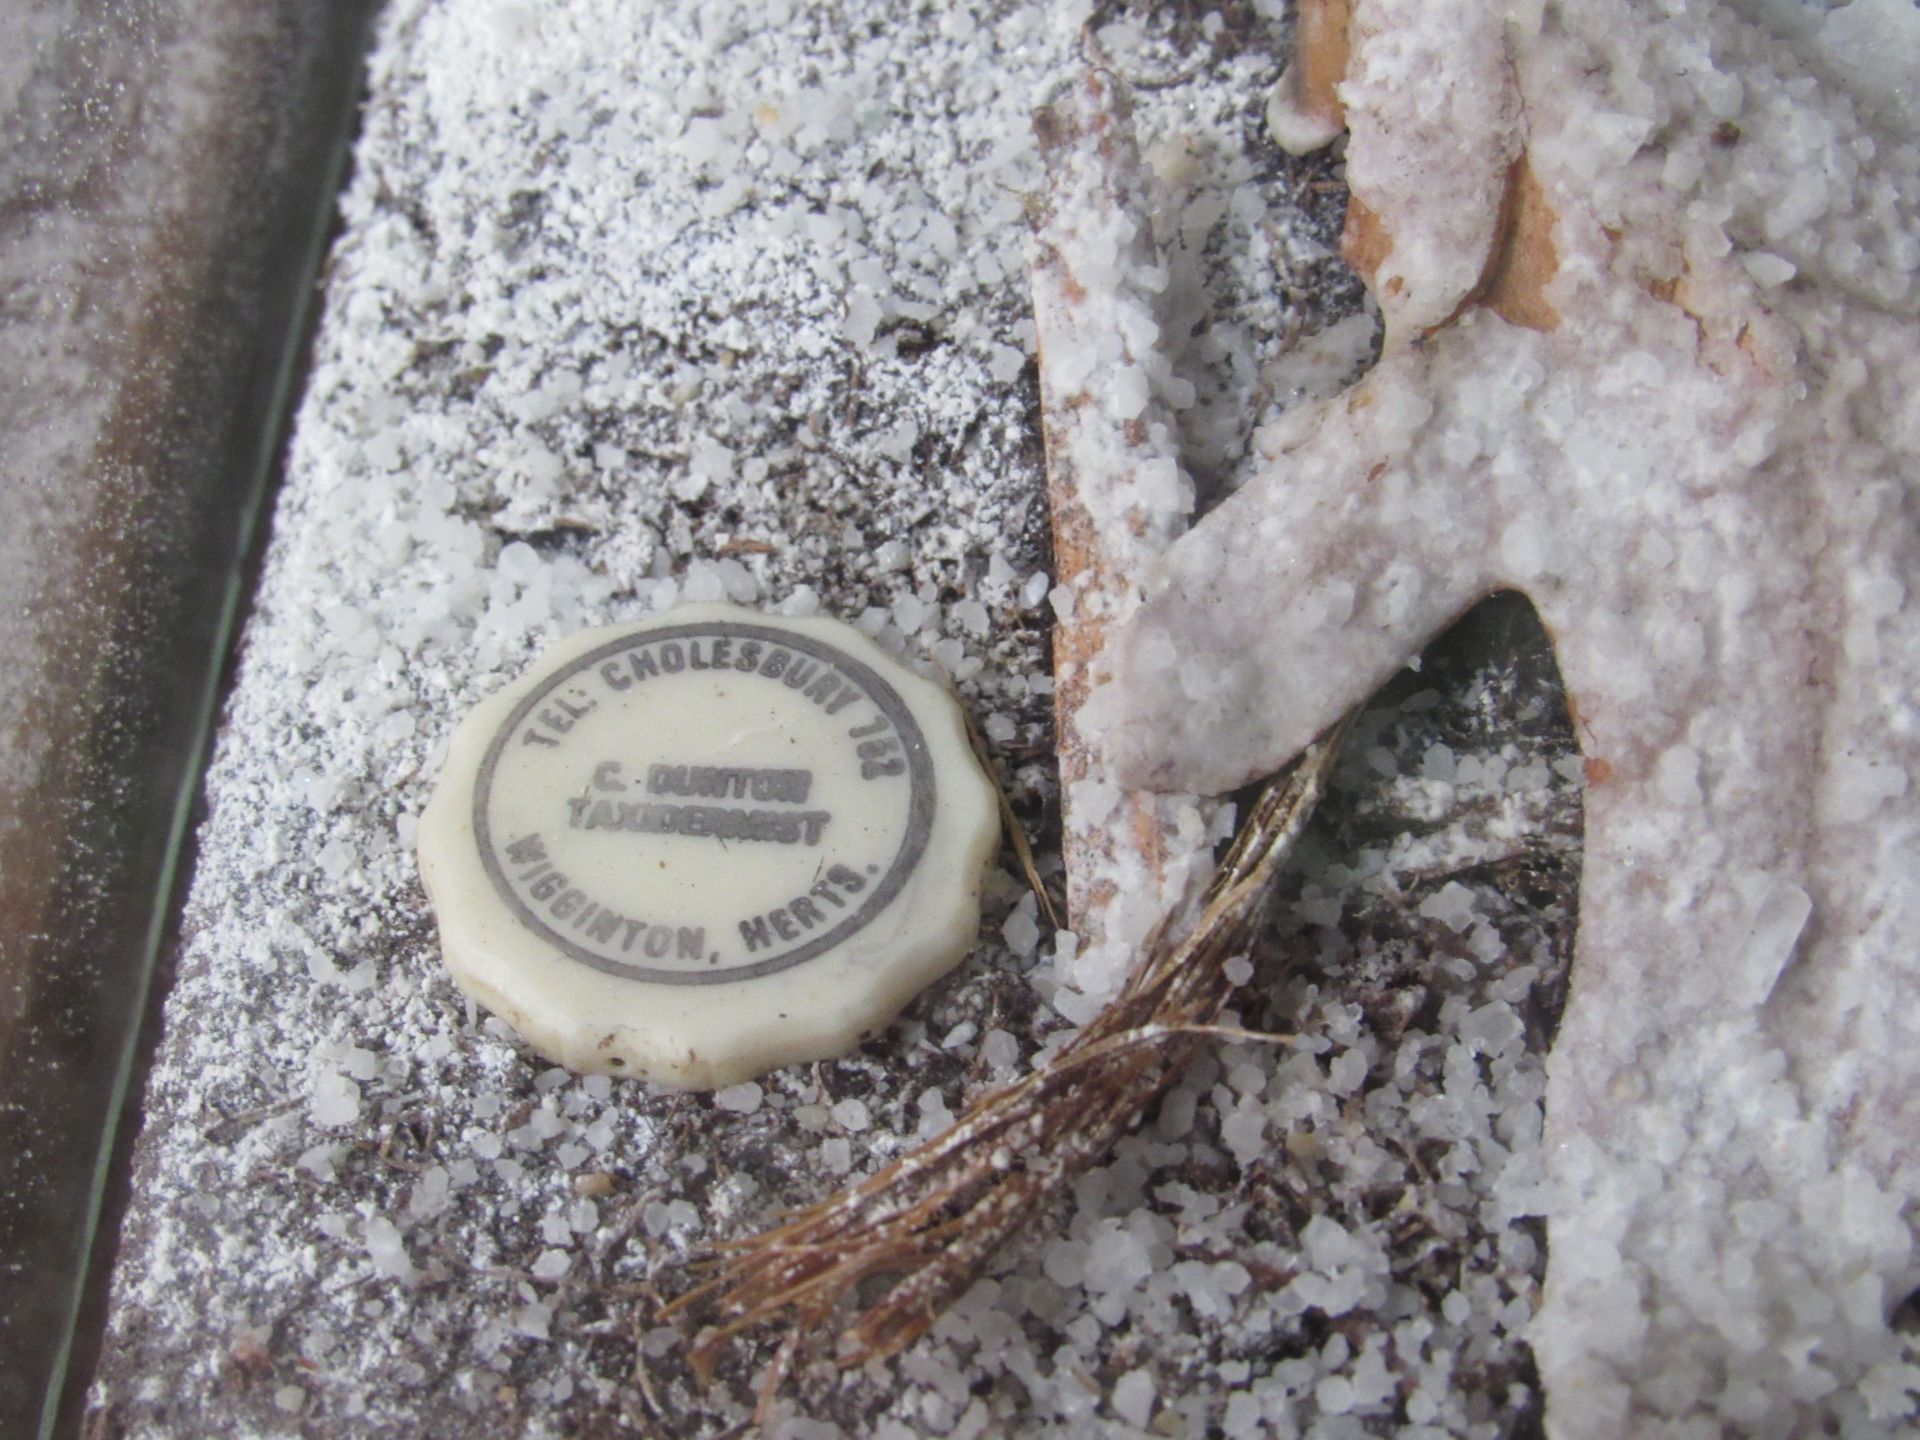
(1031, 70, 1216, 962)
(962, 705, 1061, 931)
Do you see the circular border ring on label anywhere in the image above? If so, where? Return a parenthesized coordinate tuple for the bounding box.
(470, 619, 937, 986)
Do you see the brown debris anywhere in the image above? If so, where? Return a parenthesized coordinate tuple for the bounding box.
(1345, 161, 1562, 336)
(1321, 9, 1563, 337)
(1479, 161, 1562, 333)
(1340, 194, 1395, 295)
(1278, 0, 1356, 139)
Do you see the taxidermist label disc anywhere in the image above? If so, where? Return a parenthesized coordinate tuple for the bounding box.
(472, 617, 933, 982)
(418, 604, 1000, 1088)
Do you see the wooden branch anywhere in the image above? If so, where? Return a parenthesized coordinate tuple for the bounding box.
(1031, 70, 1216, 975)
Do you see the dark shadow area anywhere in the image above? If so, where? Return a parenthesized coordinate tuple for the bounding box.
(0, 5, 383, 1435)
(1310, 591, 1584, 1049)
(1237, 589, 1582, 1433)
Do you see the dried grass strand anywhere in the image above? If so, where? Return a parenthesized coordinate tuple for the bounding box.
(963, 705, 1062, 931)
(670, 715, 1352, 1384)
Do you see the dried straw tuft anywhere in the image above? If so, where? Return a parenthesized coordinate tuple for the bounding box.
(667, 719, 1352, 1419)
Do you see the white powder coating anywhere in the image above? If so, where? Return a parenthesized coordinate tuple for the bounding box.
(0, 3, 341, 1090)
(0, 5, 217, 823)
(1033, 77, 1196, 564)
(89, 0, 1077, 1428)
(1111, 0, 1920, 1433)
(1321, 3, 1523, 343)
(84, 0, 1900, 1433)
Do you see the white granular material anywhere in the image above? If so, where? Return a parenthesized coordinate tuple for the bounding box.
(713, 1083, 764, 1116)
(83, 0, 1916, 1436)
(1114, 1, 1920, 1434)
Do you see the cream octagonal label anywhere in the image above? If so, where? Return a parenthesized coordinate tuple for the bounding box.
(471, 618, 936, 985)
